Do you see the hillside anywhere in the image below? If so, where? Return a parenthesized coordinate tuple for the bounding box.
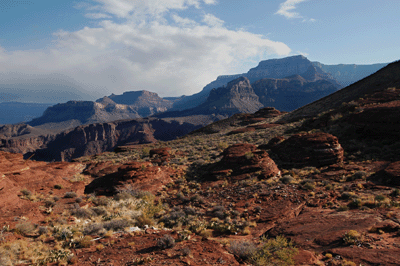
(284, 59, 400, 121)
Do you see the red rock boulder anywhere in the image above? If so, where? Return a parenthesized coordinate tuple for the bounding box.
(84, 161, 173, 195)
(215, 143, 280, 179)
(272, 132, 344, 167)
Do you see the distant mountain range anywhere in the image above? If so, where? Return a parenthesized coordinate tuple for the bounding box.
(0, 55, 387, 126)
(171, 55, 386, 110)
(0, 56, 394, 161)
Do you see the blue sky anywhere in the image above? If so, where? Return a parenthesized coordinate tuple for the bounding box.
(0, 0, 399, 102)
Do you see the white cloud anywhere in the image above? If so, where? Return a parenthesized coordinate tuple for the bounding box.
(0, 0, 291, 102)
(172, 14, 198, 26)
(202, 13, 224, 27)
(276, 0, 314, 21)
(85, 13, 113, 19)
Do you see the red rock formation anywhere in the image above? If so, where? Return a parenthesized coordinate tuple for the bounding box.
(272, 132, 344, 167)
(84, 161, 174, 195)
(211, 143, 280, 180)
(150, 147, 172, 165)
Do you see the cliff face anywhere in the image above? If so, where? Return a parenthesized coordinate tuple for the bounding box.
(252, 75, 339, 111)
(198, 77, 264, 115)
(0, 118, 200, 162)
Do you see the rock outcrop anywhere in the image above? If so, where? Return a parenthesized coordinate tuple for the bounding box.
(252, 75, 339, 111)
(210, 143, 280, 180)
(271, 132, 344, 167)
(84, 161, 174, 195)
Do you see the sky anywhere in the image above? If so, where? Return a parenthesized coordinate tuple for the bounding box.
(0, 0, 399, 103)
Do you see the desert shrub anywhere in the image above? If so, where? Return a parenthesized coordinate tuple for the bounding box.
(20, 189, 32, 197)
(300, 180, 315, 191)
(251, 236, 298, 266)
(103, 219, 130, 231)
(142, 148, 150, 158)
(343, 230, 362, 245)
(53, 196, 60, 202)
(347, 171, 368, 181)
(38, 226, 48, 235)
(231, 210, 240, 217)
(184, 207, 197, 216)
(280, 175, 295, 184)
(92, 197, 110, 206)
(341, 192, 357, 200)
(161, 209, 186, 228)
(75, 197, 83, 203)
(190, 194, 204, 203)
(71, 207, 95, 219)
(15, 222, 35, 236)
(338, 205, 349, 212)
(44, 200, 56, 207)
(90, 206, 108, 216)
(54, 184, 63, 189)
(244, 151, 254, 160)
(64, 191, 77, 198)
(217, 142, 229, 150)
(375, 194, 386, 203)
(77, 236, 93, 248)
(54, 228, 73, 240)
(136, 214, 155, 227)
(230, 240, 257, 260)
(348, 198, 362, 209)
(188, 220, 207, 234)
(83, 223, 104, 235)
(157, 235, 175, 249)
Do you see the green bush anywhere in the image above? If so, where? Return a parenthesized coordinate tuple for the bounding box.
(251, 236, 298, 266)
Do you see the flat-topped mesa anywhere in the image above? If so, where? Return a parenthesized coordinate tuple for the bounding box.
(271, 132, 344, 167)
(246, 55, 311, 81)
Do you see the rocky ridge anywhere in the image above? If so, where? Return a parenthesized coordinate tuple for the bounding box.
(1, 118, 201, 161)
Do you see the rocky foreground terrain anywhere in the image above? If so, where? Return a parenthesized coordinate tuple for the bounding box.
(0, 61, 400, 266)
